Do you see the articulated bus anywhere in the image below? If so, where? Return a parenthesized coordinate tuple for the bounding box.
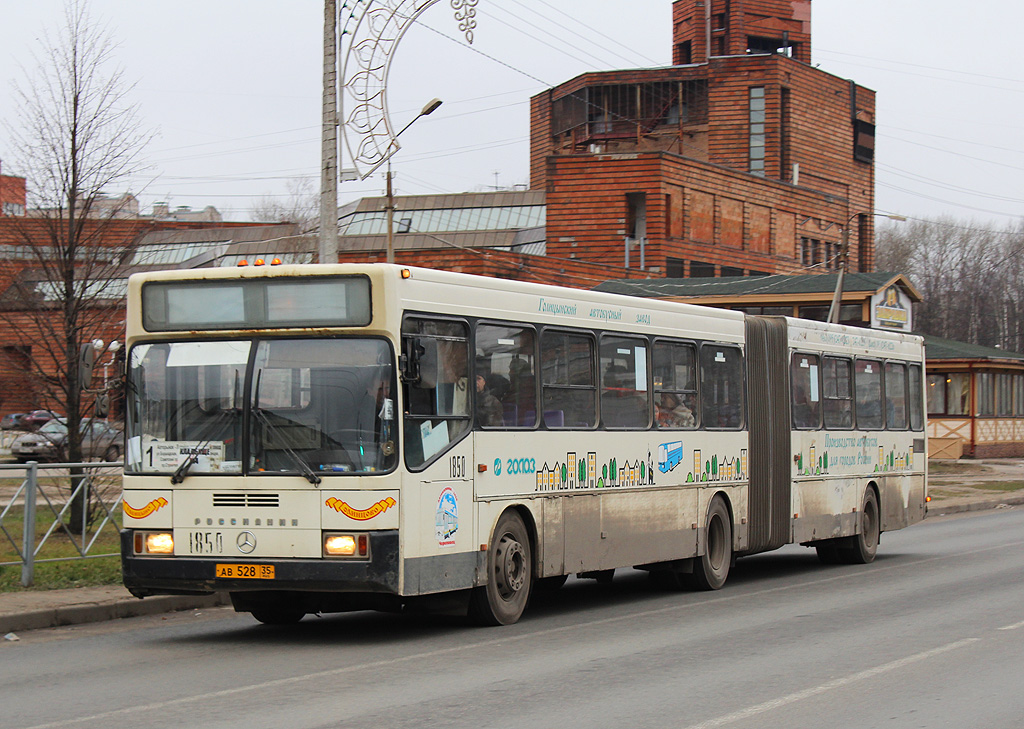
(121, 264, 927, 625)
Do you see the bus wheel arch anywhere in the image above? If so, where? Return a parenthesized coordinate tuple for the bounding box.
(693, 493, 734, 591)
(842, 484, 880, 564)
(468, 507, 534, 625)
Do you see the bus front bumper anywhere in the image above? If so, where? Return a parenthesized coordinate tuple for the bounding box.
(120, 529, 399, 598)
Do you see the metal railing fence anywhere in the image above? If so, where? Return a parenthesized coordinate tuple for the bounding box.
(0, 461, 124, 587)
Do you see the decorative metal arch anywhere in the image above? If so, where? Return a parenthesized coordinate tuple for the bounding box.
(340, 0, 478, 180)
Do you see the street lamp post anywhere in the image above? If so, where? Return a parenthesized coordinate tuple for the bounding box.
(386, 98, 442, 264)
(827, 212, 907, 324)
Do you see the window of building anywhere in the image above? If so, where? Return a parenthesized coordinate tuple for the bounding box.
(857, 214, 870, 273)
(976, 372, 995, 416)
(996, 373, 1015, 416)
(780, 88, 792, 180)
(720, 266, 744, 277)
(749, 87, 766, 176)
(666, 258, 685, 278)
(854, 120, 876, 164)
(676, 41, 692, 64)
(654, 341, 698, 429)
(541, 330, 597, 428)
(689, 261, 715, 278)
(928, 372, 970, 416)
(747, 36, 795, 57)
(797, 305, 829, 322)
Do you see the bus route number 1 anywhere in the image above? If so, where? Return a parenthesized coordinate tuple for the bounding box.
(450, 455, 466, 479)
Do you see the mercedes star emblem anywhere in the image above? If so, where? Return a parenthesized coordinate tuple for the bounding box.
(236, 531, 257, 554)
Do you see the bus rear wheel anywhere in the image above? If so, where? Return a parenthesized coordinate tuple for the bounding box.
(469, 510, 533, 626)
(841, 489, 880, 564)
(691, 497, 732, 590)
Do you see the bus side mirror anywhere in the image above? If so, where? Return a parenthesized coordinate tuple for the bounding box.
(401, 337, 438, 388)
(79, 344, 96, 389)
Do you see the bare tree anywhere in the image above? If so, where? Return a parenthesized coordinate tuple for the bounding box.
(250, 176, 319, 232)
(877, 217, 1024, 350)
(1, 0, 149, 528)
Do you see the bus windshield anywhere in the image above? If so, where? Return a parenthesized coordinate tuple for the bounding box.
(126, 338, 397, 477)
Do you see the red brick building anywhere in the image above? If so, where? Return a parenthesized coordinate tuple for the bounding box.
(530, 0, 877, 279)
(0, 174, 27, 218)
(0, 214, 268, 415)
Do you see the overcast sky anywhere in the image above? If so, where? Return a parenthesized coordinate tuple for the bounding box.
(1, 1, 1021, 227)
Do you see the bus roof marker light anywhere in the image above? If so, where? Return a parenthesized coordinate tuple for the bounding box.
(254, 259, 266, 266)
(238, 260, 249, 266)
(271, 258, 282, 265)
(401, 268, 412, 279)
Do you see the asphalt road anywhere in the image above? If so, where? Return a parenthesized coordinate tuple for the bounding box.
(3, 509, 1023, 729)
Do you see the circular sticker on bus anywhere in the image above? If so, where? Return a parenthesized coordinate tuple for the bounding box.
(435, 487, 458, 547)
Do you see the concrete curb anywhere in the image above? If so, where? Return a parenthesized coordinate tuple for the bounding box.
(926, 493, 1024, 516)
(1, 593, 231, 635)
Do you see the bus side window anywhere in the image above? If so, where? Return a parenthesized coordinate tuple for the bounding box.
(700, 345, 744, 429)
(790, 353, 821, 429)
(541, 330, 596, 428)
(909, 364, 924, 431)
(476, 323, 537, 428)
(855, 359, 884, 430)
(600, 335, 650, 429)
(402, 318, 471, 469)
(885, 361, 908, 430)
(653, 340, 697, 430)
(823, 356, 853, 429)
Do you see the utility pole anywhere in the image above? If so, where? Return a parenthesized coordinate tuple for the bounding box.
(385, 163, 395, 264)
(319, 0, 339, 264)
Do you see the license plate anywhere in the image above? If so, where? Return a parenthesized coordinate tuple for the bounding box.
(215, 563, 275, 579)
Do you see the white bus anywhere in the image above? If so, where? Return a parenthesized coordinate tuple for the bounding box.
(121, 264, 927, 625)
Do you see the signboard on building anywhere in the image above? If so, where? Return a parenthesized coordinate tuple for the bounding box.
(871, 284, 912, 332)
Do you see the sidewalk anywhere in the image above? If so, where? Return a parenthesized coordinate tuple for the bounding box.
(2, 467, 1022, 636)
(1, 586, 230, 635)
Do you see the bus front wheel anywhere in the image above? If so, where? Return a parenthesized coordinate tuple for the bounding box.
(469, 510, 533, 626)
(691, 497, 732, 590)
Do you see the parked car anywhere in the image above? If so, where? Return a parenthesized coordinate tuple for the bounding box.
(0, 413, 26, 430)
(12, 418, 122, 463)
(20, 410, 60, 430)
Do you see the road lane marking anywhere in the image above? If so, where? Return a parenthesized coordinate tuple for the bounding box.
(998, 620, 1024, 631)
(680, 638, 981, 729)
(21, 539, 1024, 729)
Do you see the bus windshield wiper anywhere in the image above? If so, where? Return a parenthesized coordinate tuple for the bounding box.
(250, 407, 322, 486)
(170, 408, 236, 485)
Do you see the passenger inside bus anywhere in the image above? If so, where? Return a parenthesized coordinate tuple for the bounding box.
(656, 391, 695, 428)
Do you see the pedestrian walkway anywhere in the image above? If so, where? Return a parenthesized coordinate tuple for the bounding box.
(1, 585, 229, 635)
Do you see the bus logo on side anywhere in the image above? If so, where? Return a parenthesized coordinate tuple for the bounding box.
(658, 442, 683, 473)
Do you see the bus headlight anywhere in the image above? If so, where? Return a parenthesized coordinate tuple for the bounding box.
(134, 531, 174, 555)
(323, 533, 369, 558)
